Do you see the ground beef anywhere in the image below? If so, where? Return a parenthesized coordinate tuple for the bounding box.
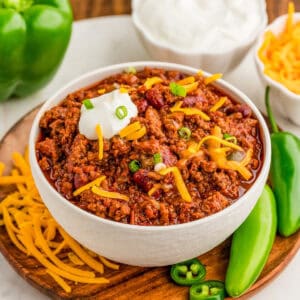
(36, 68, 263, 226)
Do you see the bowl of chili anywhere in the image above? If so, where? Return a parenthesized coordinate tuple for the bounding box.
(29, 61, 271, 266)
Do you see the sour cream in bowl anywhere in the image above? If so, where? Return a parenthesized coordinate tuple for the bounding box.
(132, 0, 267, 73)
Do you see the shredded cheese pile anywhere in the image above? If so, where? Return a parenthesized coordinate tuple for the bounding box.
(0, 151, 119, 293)
(258, 2, 300, 94)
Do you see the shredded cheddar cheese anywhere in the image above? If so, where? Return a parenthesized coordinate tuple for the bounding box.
(210, 97, 227, 112)
(95, 124, 104, 160)
(119, 121, 141, 137)
(148, 184, 163, 196)
(118, 121, 147, 140)
(144, 77, 163, 89)
(97, 89, 106, 95)
(200, 126, 253, 180)
(0, 151, 120, 293)
(197, 135, 243, 152)
(183, 82, 199, 93)
(73, 175, 106, 196)
(258, 2, 300, 94)
(125, 126, 147, 140)
(177, 76, 195, 85)
(204, 73, 223, 85)
(159, 167, 192, 202)
(170, 101, 210, 121)
(91, 186, 129, 201)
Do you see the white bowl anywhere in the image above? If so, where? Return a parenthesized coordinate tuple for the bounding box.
(132, 0, 267, 74)
(29, 62, 271, 267)
(255, 13, 300, 126)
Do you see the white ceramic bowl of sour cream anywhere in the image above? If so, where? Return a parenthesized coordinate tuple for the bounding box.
(29, 61, 271, 267)
(132, 0, 268, 73)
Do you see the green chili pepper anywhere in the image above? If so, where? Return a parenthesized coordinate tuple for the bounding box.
(153, 153, 162, 164)
(115, 105, 128, 119)
(189, 280, 225, 300)
(265, 86, 300, 237)
(129, 160, 141, 173)
(170, 82, 187, 97)
(0, 0, 73, 101)
(82, 99, 94, 110)
(170, 258, 206, 286)
(178, 127, 191, 140)
(223, 133, 237, 144)
(225, 185, 277, 297)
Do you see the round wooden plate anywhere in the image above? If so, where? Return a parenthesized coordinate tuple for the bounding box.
(0, 107, 299, 300)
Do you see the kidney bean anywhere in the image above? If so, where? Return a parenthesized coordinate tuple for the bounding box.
(182, 95, 206, 107)
(145, 88, 164, 109)
(238, 104, 252, 118)
(135, 98, 148, 113)
(133, 169, 153, 192)
(161, 147, 177, 166)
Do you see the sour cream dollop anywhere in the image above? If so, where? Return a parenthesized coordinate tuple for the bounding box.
(79, 89, 138, 140)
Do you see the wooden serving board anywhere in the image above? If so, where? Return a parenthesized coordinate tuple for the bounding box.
(0, 107, 299, 300)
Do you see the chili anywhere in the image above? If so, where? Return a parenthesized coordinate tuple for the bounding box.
(265, 86, 300, 237)
(170, 258, 206, 286)
(225, 185, 277, 297)
(189, 280, 225, 300)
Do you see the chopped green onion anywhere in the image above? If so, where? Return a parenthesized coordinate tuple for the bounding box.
(129, 160, 141, 173)
(83, 99, 94, 110)
(169, 82, 187, 97)
(115, 105, 128, 120)
(125, 66, 137, 74)
(153, 153, 162, 164)
(223, 133, 237, 144)
(178, 127, 191, 140)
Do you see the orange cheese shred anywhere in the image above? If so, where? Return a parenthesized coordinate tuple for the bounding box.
(125, 125, 147, 140)
(97, 88, 106, 95)
(210, 97, 227, 112)
(159, 167, 192, 202)
(73, 175, 106, 196)
(95, 124, 104, 160)
(119, 121, 141, 138)
(182, 82, 199, 93)
(170, 101, 210, 121)
(177, 76, 195, 85)
(204, 73, 223, 85)
(91, 186, 129, 202)
(144, 77, 163, 89)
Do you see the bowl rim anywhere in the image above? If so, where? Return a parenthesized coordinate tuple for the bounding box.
(132, 0, 268, 55)
(254, 12, 300, 100)
(29, 61, 271, 232)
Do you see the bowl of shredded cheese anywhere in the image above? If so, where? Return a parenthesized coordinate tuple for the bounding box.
(255, 2, 300, 125)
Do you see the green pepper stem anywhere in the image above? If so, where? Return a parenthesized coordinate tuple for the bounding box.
(265, 86, 279, 133)
(2, 0, 33, 12)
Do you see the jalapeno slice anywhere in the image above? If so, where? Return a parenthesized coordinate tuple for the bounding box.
(189, 280, 225, 300)
(170, 258, 206, 286)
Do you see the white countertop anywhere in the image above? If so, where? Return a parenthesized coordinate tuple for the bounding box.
(0, 16, 299, 299)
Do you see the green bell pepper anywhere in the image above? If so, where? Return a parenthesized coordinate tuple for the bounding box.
(170, 258, 206, 286)
(225, 185, 277, 297)
(265, 86, 300, 237)
(0, 0, 72, 101)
